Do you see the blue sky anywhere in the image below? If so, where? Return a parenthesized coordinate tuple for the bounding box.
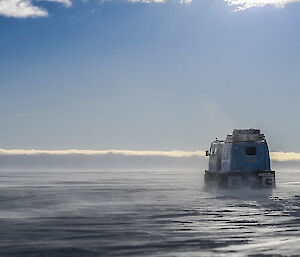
(1, 0, 300, 152)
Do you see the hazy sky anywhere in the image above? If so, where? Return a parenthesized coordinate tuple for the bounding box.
(1, 0, 300, 152)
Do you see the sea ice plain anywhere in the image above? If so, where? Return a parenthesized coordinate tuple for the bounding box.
(0, 168, 299, 256)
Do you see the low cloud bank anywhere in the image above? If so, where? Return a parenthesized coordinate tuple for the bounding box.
(271, 152, 300, 162)
(0, 149, 299, 161)
(0, 149, 206, 171)
(0, 149, 299, 171)
(0, 149, 205, 157)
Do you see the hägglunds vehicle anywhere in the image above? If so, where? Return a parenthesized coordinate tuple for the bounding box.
(204, 129, 275, 189)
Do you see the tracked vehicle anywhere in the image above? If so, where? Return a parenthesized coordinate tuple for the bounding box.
(204, 129, 275, 189)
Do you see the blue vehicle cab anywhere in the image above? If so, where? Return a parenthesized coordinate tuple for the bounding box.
(204, 129, 275, 188)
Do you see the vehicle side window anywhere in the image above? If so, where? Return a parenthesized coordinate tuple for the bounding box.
(245, 147, 256, 156)
(210, 147, 217, 156)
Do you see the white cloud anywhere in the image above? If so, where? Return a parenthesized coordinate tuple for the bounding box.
(0, 0, 71, 18)
(47, 0, 71, 6)
(108, 0, 191, 4)
(129, 0, 165, 3)
(1, 0, 297, 17)
(225, 0, 300, 11)
(126, 0, 299, 7)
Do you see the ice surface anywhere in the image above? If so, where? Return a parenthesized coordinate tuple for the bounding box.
(0, 168, 299, 256)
